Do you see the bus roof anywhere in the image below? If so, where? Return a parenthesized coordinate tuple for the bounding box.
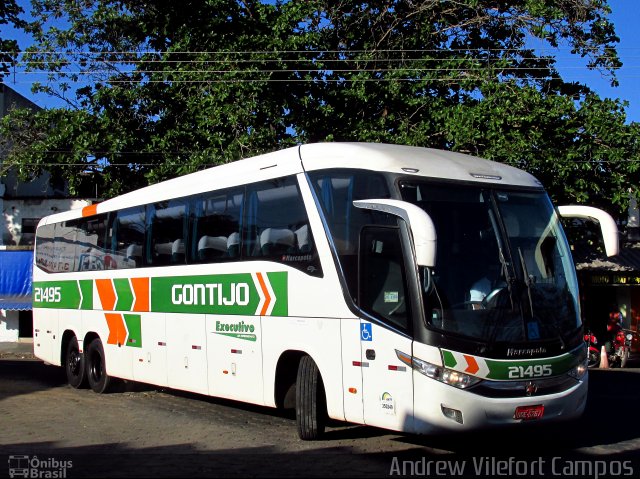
(40, 142, 542, 224)
(299, 143, 542, 188)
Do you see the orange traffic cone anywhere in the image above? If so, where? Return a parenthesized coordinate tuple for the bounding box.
(599, 345, 609, 369)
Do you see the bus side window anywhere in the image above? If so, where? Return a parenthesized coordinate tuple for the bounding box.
(113, 206, 146, 269)
(52, 221, 79, 273)
(244, 176, 322, 277)
(358, 226, 411, 332)
(191, 187, 244, 264)
(148, 200, 188, 267)
(34, 223, 56, 272)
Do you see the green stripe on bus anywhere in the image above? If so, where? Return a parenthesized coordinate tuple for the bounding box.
(35, 272, 289, 316)
(267, 272, 288, 316)
(114, 278, 134, 311)
(441, 345, 584, 380)
(150, 272, 288, 316)
(483, 351, 581, 380)
(441, 349, 457, 369)
(33, 281, 83, 309)
(123, 314, 142, 348)
(79, 280, 93, 310)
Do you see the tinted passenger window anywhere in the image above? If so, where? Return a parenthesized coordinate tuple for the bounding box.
(111, 206, 145, 268)
(148, 200, 188, 266)
(51, 221, 78, 273)
(68, 214, 111, 271)
(192, 188, 244, 263)
(34, 223, 57, 272)
(245, 177, 322, 277)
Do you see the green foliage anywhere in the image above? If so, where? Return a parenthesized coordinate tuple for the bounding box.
(0, 0, 24, 74)
(0, 0, 638, 219)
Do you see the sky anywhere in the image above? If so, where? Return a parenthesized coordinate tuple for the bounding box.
(2, 0, 640, 124)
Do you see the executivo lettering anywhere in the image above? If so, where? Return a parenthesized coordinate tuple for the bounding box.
(215, 320, 257, 341)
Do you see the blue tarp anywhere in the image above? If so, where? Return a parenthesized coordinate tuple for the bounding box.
(0, 250, 33, 310)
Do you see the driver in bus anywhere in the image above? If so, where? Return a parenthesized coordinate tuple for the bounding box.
(469, 263, 503, 310)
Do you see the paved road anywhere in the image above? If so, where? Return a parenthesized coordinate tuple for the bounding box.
(1, 359, 640, 478)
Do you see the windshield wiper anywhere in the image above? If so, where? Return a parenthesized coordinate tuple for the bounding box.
(488, 210, 515, 309)
(484, 209, 521, 347)
(498, 246, 515, 310)
(518, 247, 534, 319)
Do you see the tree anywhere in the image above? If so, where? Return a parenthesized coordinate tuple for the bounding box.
(0, 0, 638, 219)
(0, 0, 24, 75)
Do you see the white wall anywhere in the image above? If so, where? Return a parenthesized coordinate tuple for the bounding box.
(1, 198, 91, 246)
(0, 310, 19, 342)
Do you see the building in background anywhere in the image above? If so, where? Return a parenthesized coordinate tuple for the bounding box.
(0, 84, 93, 342)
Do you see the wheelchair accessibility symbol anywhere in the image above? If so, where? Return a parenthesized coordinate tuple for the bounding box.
(361, 323, 372, 341)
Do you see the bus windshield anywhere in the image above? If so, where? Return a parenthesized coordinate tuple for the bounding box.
(399, 181, 580, 344)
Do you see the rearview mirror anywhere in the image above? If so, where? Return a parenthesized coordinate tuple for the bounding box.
(353, 199, 437, 267)
(557, 205, 619, 257)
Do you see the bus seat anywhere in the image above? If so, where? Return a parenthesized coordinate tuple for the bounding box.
(294, 224, 311, 253)
(260, 228, 294, 256)
(172, 238, 186, 263)
(126, 244, 142, 266)
(197, 235, 227, 261)
(152, 241, 174, 265)
(155, 242, 172, 255)
(227, 232, 240, 258)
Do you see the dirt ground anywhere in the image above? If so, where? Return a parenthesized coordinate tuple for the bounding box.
(2, 359, 640, 478)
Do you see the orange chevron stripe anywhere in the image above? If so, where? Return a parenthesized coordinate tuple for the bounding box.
(96, 279, 117, 311)
(105, 313, 127, 345)
(463, 355, 480, 374)
(131, 277, 150, 312)
(256, 272, 271, 316)
(81, 203, 99, 217)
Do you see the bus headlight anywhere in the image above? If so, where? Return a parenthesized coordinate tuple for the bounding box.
(396, 350, 481, 389)
(567, 357, 588, 380)
(567, 346, 588, 380)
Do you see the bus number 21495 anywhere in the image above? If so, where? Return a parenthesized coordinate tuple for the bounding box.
(507, 364, 552, 379)
(34, 286, 62, 303)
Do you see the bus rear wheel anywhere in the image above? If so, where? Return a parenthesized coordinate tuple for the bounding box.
(86, 338, 112, 394)
(295, 355, 327, 440)
(65, 336, 86, 389)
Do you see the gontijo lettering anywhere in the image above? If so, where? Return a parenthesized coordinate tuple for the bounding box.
(152, 271, 288, 316)
(171, 282, 250, 306)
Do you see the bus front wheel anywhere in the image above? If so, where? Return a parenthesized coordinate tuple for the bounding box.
(86, 338, 112, 394)
(65, 336, 86, 389)
(295, 355, 327, 440)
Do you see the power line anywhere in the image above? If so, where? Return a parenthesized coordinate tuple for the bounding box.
(3, 155, 638, 165)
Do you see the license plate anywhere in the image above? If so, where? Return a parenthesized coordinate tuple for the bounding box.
(514, 405, 544, 420)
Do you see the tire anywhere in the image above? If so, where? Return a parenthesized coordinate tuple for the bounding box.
(86, 338, 112, 394)
(65, 336, 87, 388)
(295, 355, 327, 441)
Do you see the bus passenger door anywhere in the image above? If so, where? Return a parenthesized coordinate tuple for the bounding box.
(358, 226, 414, 433)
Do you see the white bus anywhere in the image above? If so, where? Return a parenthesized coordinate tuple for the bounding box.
(32, 143, 618, 440)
